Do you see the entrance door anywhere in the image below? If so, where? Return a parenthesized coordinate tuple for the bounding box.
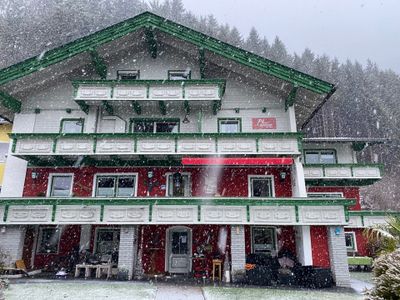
(167, 227, 192, 273)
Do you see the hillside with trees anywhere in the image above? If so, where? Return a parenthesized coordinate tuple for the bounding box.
(1, 0, 399, 209)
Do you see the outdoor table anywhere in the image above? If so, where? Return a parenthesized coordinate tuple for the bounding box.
(74, 264, 98, 278)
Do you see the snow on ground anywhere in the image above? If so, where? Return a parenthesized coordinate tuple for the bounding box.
(202, 287, 363, 300)
(4, 280, 157, 300)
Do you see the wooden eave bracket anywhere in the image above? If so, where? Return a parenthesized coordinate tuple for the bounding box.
(285, 85, 298, 111)
(89, 49, 107, 79)
(0, 90, 22, 113)
(145, 27, 158, 59)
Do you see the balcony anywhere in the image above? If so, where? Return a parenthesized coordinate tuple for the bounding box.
(0, 197, 355, 225)
(73, 79, 226, 113)
(303, 164, 383, 186)
(10, 132, 302, 165)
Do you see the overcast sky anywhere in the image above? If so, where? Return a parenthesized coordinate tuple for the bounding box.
(181, 0, 400, 73)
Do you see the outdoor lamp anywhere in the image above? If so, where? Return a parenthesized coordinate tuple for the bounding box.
(31, 171, 39, 179)
(279, 172, 286, 182)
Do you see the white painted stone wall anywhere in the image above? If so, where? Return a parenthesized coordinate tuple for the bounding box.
(118, 225, 138, 280)
(230, 225, 246, 283)
(327, 226, 351, 287)
(0, 226, 26, 266)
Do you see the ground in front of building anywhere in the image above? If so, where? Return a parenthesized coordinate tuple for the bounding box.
(3, 273, 371, 300)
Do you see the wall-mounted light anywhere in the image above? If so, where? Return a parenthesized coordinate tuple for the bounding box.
(262, 107, 267, 113)
(234, 108, 240, 113)
(182, 115, 190, 124)
(1, 226, 6, 233)
(31, 171, 39, 179)
(279, 172, 286, 182)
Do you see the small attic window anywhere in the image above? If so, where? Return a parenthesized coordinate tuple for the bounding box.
(117, 70, 140, 80)
(168, 70, 191, 80)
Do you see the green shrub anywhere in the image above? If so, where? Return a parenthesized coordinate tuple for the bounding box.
(364, 249, 400, 300)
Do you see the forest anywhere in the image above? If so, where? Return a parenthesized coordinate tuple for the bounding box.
(1, 0, 399, 209)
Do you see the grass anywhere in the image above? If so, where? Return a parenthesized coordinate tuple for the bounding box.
(202, 286, 363, 300)
(4, 280, 157, 300)
(350, 271, 374, 284)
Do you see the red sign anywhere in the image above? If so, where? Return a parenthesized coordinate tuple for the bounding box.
(252, 118, 277, 129)
(182, 157, 293, 166)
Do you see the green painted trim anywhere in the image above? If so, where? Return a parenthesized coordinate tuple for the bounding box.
(11, 138, 17, 153)
(0, 12, 334, 96)
(51, 204, 56, 222)
(184, 100, 190, 114)
(2, 205, 8, 222)
(246, 205, 250, 222)
(349, 210, 400, 217)
(295, 205, 299, 222)
(149, 204, 152, 222)
(100, 205, 105, 221)
(132, 101, 142, 115)
(144, 27, 157, 59)
(199, 47, 206, 79)
(212, 100, 221, 115)
(0, 197, 356, 207)
(305, 179, 380, 187)
(60, 118, 85, 134)
(75, 100, 90, 114)
(0, 90, 22, 113)
(89, 49, 107, 79)
(352, 142, 366, 152)
(102, 101, 114, 115)
(285, 85, 298, 111)
(198, 205, 201, 222)
(159, 101, 167, 115)
(217, 118, 242, 133)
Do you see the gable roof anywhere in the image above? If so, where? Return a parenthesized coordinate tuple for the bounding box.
(0, 12, 334, 95)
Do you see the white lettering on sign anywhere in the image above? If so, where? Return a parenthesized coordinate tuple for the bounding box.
(252, 118, 277, 129)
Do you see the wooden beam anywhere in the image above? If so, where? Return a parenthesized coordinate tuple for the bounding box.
(89, 49, 107, 79)
(75, 100, 90, 114)
(132, 101, 142, 115)
(102, 100, 113, 115)
(285, 85, 298, 111)
(145, 27, 157, 59)
(199, 47, 206, 79)
(0, 90, 21, 113)
(159, 101, 166, 115)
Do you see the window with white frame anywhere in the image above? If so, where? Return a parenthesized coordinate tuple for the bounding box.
(307, 192, 344, 198)
(95, 228, 120, 263)
(60, 119, 84, 133)
(251, 226, 277, 255)
(95, 174, 137, 197)
(249, 176, 274, 197)
(131, 119, 179, 133)
(218, 118, 241, 133)
(168, 70, 191, 80)
(166, 172, 191, 197)
(37, 227, 60, 254)
(304, 149, 336, 164)
(49, 175, 73, 197)
(117, 70, 140, 80)
(345, 232, 357, 251)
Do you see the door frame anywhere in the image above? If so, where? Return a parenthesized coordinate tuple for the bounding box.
(165, 226, 192, 273)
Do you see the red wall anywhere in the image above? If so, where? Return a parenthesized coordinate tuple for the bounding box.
(32, 225, 81, 269)
(23, 166, 292, 198)
(310, 226, 330, 267)
(306, 186, 361, 210)
(345, 228, 371, 256)
(139, 225, 230, 275)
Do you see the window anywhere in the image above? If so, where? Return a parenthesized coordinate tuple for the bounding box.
(345, 232, 357, 251)
(249, 176, 274, 197)
(117, 70, 140, 80)
(60, 119, 84, 133)
(131, 119, 179, 133)
(95, 228, 120, 263)
(0, 142, 9, 162)
(218, 118, 241, 133)
(168, 70, 191, 80)
(166, 172, 191, 197)
(95, 174, 137, 197)
(37, 227, 60, 254)
(49, 175, 73, 197)
(307, 192, 344, 198)
(251, 227, 277, 255)
(304, 150, 336, 164)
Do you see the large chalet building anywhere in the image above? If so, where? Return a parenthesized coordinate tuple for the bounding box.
(0, 12, 392, 287)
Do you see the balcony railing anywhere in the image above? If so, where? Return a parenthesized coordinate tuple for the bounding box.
(10, 132, 302, 158)
(303, 163, 383, 185)
(0, 197, 355, 225)
(346, 211, 400, 228)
